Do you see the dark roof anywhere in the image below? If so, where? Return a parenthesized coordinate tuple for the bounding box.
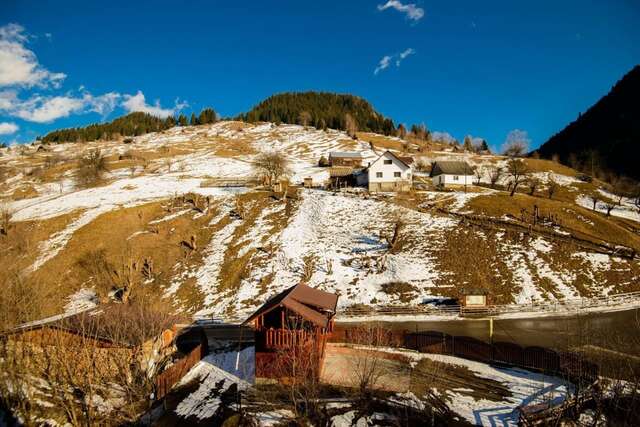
(329, 151, 362, 158)
(430, 161, 474, 177)
(244, 284, 338, 328)
(398, 156, 414, 165)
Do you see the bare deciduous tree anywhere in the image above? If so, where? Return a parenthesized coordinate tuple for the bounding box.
(346, 326, 395, 400)
(397, 124, 407, 139)
(345, 113, 357, 139)
(474, 166, 484, 185)
(487, 166, 503, 189)
(0, 205, 11, 236)
(76, 149, 108, 188)
(588, 193, 600, 211)
(602, 200, 616, 217)
(526, 176, 540, 196)
(547, 175, 559, 199)
(502, 130, 530, 157)
(506, 158, 529, 196)
(298, 111, 312, 128)
(252, 151, 291, 189)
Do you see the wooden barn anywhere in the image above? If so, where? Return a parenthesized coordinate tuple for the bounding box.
(244, 284, 338, 381)
(328, 151, 363, 167)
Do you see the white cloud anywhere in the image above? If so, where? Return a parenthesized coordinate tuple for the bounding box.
(0, 23, 66, 88)
(374, 48, 415, 74)
(377, 1, 424, 21)
(13, 95, 85, 123)
(0, 90, 17, 110)
(0, 90, 122, 123)
(0, 121, 18, 134)
(396, 48, 415, 66)
(374, 55, 392, 75)
(122, 90, 187, 118)
(84, 91, 121, 116)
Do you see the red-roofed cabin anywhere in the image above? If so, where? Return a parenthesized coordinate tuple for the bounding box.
(244, 284, 338, 380)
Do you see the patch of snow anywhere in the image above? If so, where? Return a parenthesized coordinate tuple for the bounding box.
(174, 355, 249, 421)
(64, 288, 98, 314)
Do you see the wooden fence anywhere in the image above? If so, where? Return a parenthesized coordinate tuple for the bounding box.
(155, 343, 206, 400)
(339, 290, 640, 319)
(404, 331, 599, 386)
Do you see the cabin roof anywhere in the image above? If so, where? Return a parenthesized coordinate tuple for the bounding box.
(430, 161, 474, 176)
(329, 151, 362, 158)
(244, 284, 338, 328)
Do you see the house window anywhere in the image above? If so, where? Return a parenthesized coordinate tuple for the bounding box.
(394, 172, 401, 178)
(453, 175, 459, 181)
(376, 172, 383, 178)
(383, 160, 392, 165)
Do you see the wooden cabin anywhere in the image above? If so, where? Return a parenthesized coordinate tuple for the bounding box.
(244, 284, 338, 381)
(328, 151, 363, 167)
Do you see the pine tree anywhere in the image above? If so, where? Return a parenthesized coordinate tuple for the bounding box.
(190, 113, 198, 126)
(480, 139, 489, 152)
(463, 135, 473, 152)
(198, 107, 216, 124)
(178, 114, 188, 126)
(165, 116, 176, 127)
(397, 124, 407, 139)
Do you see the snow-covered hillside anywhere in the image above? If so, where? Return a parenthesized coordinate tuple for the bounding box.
(1, 121, 639, 319)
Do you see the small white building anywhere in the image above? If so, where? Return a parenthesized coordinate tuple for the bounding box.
(365, 151, 413, 192)
(430, 161, 474, 188)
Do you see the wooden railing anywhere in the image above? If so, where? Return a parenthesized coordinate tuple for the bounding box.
(265, 328, 317, 349)
(256, 328, 332, 379)
(155, 343, 205, 400)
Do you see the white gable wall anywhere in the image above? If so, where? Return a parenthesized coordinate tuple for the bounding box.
(432, 173, 474, 187)
(367, 152, 412, 192)
(368, 152, 411, 184)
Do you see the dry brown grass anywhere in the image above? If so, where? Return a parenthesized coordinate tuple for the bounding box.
(214, 192, 294, 313)
(10, 184, 38, 200)
(432, 227, 517, 303)
(411, 358, 511, 403)
(468, 193, 640, 250)
(523, 158, 578, 175)
(24, 198, 222, 315)
(380, 282, 418, 303)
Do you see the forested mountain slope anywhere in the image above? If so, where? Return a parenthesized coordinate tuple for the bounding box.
(538, 65, 640, 181)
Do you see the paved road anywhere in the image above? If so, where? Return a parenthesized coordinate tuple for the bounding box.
(338, 308, 640, 356)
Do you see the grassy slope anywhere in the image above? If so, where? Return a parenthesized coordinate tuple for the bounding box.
(2, 123, 639, 316)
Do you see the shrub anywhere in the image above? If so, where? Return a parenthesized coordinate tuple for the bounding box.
(76, 149, 108, 187)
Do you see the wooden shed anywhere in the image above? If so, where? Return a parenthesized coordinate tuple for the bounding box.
(328, 151, 363, 167)
(244, 284, 338, 380)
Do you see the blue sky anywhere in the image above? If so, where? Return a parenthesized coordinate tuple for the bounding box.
(1, 0, 639, 151)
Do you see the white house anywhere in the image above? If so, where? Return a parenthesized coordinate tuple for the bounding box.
(365, 151, 413, 192)
(430, 161, 475, 188)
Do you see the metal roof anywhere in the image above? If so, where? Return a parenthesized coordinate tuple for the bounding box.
(329, 151, 363, 158)
(243, 284, 338, 328)
(430, 161, 474, 176)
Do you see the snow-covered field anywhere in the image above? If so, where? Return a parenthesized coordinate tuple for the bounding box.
(2, 121, 639, 320)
